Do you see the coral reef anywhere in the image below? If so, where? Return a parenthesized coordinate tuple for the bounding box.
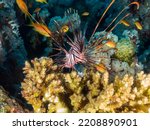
(48, 8, 81, 32)
(21, 57, 68, 113)
(0, 0, 27, 95)
(0, 0, 149, 114)
(21, 57, 150, 113)
(80, 71, 150, 113)
(115, 38, 135, 63)
(131, 0, 150, 72)
(91, 30, 142, 76)
(0, 86, 26, 113)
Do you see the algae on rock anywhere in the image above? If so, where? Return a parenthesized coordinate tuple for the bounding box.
(0, 86, 25, 113)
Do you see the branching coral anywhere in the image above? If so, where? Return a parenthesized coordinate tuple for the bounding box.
(13, 0, 148, 113)
(80, 71, 150, 113)
(22, 57, 68, 113)
(21, 57, 150, 113)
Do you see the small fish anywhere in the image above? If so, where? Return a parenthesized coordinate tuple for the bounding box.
(105, 40, 116, 48)
(16, 0, 30, 17)
(120, 20, 130, 27)
(129, 2, 140, 10)
(34, 8, 41, 13)
(30, 22, 52, 37)
(96, 40, 116, 50)
(95, 64, 107, 73)
(96, 44, 104, 50)
(36, 0, 48, 4)
(60, 25, 69, 33)
(134, 21, 143, 30)
(81, 12, 89, 16)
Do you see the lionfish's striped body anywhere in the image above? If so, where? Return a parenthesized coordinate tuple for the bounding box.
(16, 0, 140, 72)
(63, 31, 87, 69)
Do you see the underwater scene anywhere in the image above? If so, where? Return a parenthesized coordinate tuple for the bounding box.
(0, 0, 150, 113)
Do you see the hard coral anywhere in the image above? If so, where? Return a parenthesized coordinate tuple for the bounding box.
(115, 38, 135, 64)
(22, 57, 150, 113)
(22, 57, 68, 113)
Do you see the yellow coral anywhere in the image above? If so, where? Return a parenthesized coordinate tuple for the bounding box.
(80, 71, 150, 113)
(22, 57, 68, 113)
(21, 57, 150, 113)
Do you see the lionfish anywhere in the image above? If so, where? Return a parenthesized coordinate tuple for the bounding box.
(16, 0, 140, 72)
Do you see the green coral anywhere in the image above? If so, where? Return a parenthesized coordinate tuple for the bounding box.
(21, 57, 150, 113)
(115, 38, 135, 64)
